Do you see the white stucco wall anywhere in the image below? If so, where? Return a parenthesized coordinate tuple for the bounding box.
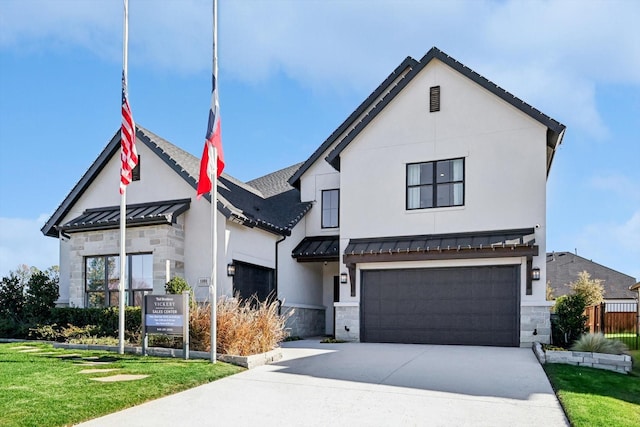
(277, 219, 324, 307)
(336, 59, 549, 304)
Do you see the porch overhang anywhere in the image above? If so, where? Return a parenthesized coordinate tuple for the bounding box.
(292, 236, 340, 262)
(59, 198, 191, 234)
(343, 228, 538, 265)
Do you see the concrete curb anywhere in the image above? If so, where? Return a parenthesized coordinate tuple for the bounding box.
(1, 338, 282, 369)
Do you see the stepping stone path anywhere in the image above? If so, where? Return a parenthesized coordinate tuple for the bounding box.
(91, 374, 149, 382)
(79, 368, 121, 374)
(9, 345, 150, 383)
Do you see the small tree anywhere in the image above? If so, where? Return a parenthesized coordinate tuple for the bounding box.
(24, 270, 59, 323)
(0, 274, 24, 321)
(554, 293, 588, 347)
(570, 270, 604, 307)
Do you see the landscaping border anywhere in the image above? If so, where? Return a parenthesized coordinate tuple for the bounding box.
(0, 339, 282, 369)
(532, 342, 632, 374)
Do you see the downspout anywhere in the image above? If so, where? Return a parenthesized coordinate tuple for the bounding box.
(275, 235, 287, 314)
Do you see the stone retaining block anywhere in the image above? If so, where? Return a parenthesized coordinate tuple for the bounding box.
(532, 342, 632, 374)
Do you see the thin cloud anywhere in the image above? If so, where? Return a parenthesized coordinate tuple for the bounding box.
(1, 1, 638, 139)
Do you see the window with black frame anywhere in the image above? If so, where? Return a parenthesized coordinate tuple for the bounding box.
(85, 254, 153, 307)
(321, 189, 339, 228)
(407, 158, 464, 209)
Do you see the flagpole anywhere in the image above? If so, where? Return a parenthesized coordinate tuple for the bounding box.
(118, 0, 130, 355)
(209, 0, 219, 364)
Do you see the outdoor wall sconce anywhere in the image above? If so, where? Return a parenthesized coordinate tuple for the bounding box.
(531, 266, 540, 281)
(227, 263, 235, 277)
(340, 272, 348, 284)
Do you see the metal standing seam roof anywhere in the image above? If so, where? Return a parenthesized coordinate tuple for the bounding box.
(344, 228, 536, 256)
(292, 236, 340, 261)
(60, 199, 191, 233)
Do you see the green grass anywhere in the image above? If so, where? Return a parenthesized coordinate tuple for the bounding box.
(0, 342, 243, 427)
(544, 350, 640, 427)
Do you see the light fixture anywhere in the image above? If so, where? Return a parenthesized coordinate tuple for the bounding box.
(340, 272, 348, 284)
(227, 263, 235, 277)
(531, 266, 540, 281)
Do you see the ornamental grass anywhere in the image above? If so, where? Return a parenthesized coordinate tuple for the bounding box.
(188, 294, 289, 356)
(570, 332, 628, 355)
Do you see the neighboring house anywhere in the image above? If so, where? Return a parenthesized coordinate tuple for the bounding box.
(546, 251, 637, 303)
(42, 47, 565, 347)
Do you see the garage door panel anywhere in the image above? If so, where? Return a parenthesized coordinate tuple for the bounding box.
(362, 266, 520, 346)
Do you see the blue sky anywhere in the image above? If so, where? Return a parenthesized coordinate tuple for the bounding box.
(1, 0, 639, 282)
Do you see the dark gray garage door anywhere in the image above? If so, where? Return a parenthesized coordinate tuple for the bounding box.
(361, 266, 520, 346)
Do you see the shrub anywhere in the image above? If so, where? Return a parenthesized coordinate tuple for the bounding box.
(571, 333, 628, 355)
(554, 293, 588, 347)
(165, 277, 191, 295)
(570, 271, 605, 306)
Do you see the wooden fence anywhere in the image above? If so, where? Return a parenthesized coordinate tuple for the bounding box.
(585, 302, 639, 350)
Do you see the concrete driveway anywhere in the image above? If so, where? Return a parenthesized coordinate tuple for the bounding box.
(78, 339, 568, 426)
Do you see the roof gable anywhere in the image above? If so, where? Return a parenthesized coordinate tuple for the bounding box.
(42, 127, 310, 238)
(289, 47, 565, 185)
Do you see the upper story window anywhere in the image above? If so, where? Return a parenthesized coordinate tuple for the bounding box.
(85, 253, 153, 308)
(321, 189, 339, 228)
(407, 158, 464, 210)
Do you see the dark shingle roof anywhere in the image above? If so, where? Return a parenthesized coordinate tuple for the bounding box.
(290, 47, 565, 187)
(42, 126, 310, 238)
(546, 252, 637, 299)
(247, 163, 304, 198)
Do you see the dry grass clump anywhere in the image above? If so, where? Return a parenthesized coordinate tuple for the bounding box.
(570, 332, 628, 355)
(188, 294, 289, 356)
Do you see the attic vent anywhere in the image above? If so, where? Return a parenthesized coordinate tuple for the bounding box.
(429, 86, 440, 112)
(132, 155, 141, 181)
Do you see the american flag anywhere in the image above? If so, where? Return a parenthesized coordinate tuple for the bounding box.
(197, 45, 225, 198)
(120, 71, 137, 194)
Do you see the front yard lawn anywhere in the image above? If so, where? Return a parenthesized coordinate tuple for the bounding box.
(544, 350, 640, 427)
(0, 342, 243, 427)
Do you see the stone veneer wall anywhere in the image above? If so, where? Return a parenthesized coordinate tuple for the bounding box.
(520, 305, 551, 347)
(282, 304, 325, 338)
(334, 304, 360, 341)
(67, 223, 185, 307)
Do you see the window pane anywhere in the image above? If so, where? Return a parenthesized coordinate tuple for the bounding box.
(407, 187, 420, 209)
(407, 164, 420, 185)
(86, 257, 105, 291)
(420, 185, 433, 208)
(131, 254, 153, 290)
(453, 182, 464, 205)
(132, 290, 151, 307)
(436, 160, 454, 183)
(87, 292, 105, 308)
(452, 159, 463, 181)
(107, 256, 120, 290)
(322, 189, 339, 228)
(420, 163, 433, 184)
(437, 183, 453, 207)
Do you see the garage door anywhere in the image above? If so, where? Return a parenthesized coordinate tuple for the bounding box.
(361, 266, 520, 346)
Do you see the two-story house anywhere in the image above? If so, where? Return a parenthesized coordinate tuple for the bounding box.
(43, 47, 565, 347)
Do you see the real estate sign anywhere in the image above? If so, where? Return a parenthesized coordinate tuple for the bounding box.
(144, 295, 184, 335)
